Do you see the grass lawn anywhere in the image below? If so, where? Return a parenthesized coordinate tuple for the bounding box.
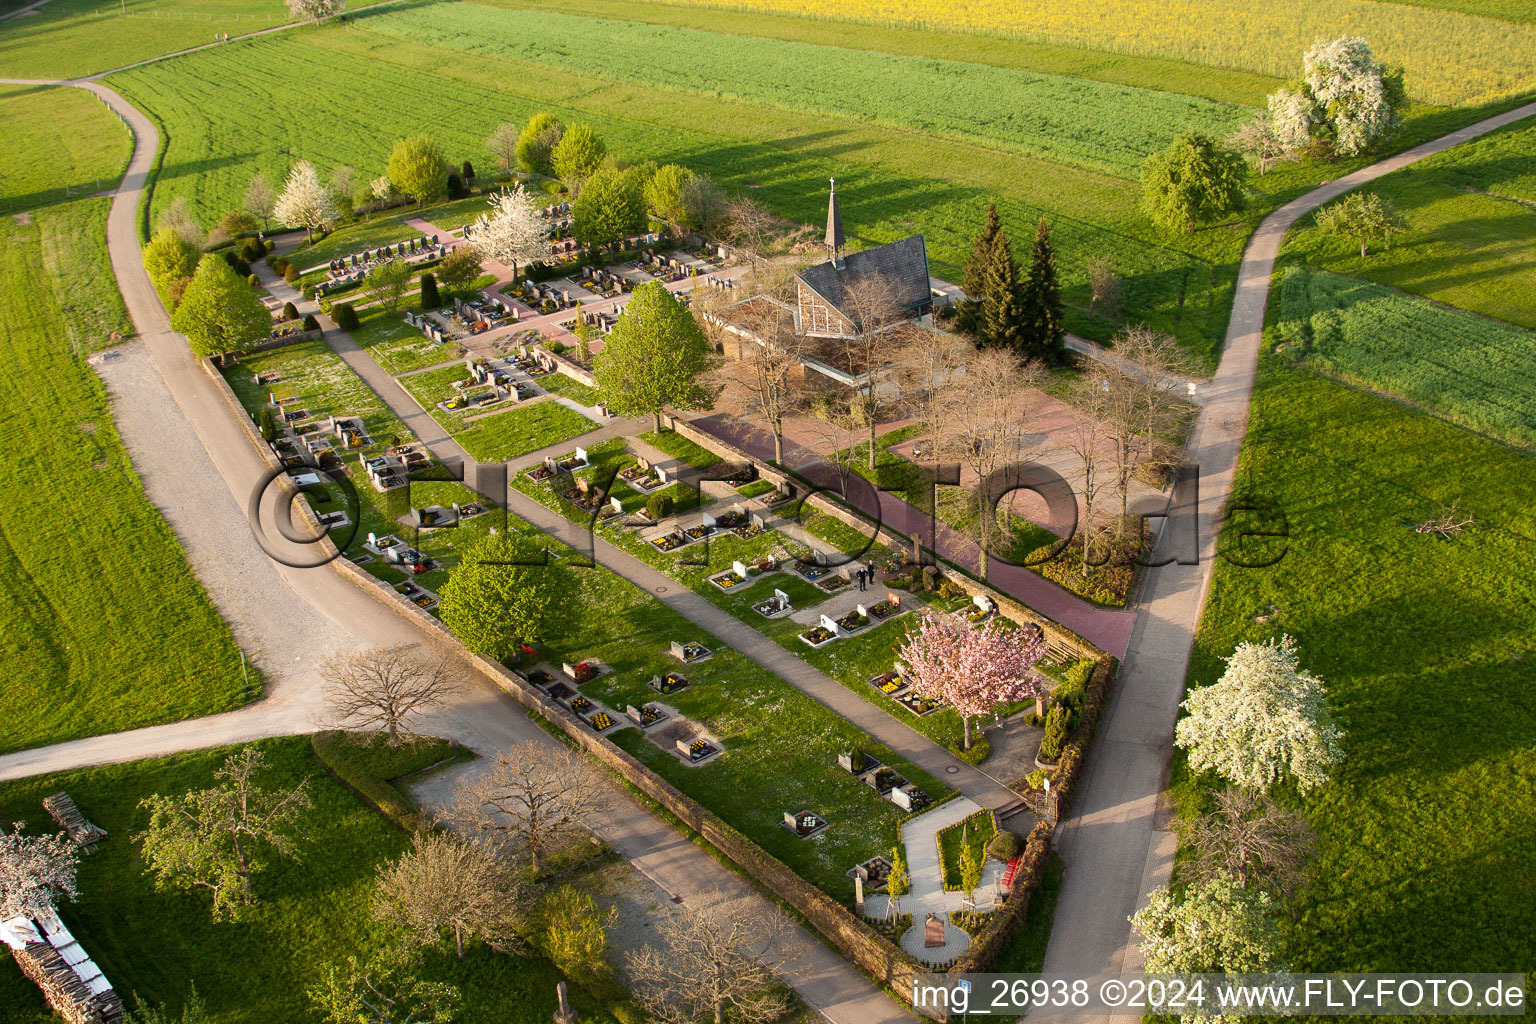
(37, 199, 133, 352)
(1276, 266, 1536, 447)
(1175, 311, 1536, 972)
(0, 737, 619, 1024)
(0, 84, 130, 217)
(0, 84, 254, 752)
(936, 809, 997, 890)
(455, 401, 599, 462)
(640, 427, 724, 469)
(537, 371, 600, 406)
(1281, 117, 1536, 328)
(351, 303, 466, 375)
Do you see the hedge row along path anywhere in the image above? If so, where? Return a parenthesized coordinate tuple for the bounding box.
(1038, 96, 1536, 1017)
(0, 74, 917, 1024)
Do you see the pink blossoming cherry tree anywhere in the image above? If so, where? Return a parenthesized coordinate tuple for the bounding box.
(897, 609, 1046, 750)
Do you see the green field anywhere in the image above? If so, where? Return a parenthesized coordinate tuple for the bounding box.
(0, 737, 620, 1024)
(0, 84, 130, 217)
(357, 4, 1251, 179)
(105, 27, 1234, 359)
(0, 0, 387, 80)
(1276, 267, 1536, 446)
(0, 86, 252, 754)
(1283, 117, 1536, 328)
(1176, 323, 1536, 973)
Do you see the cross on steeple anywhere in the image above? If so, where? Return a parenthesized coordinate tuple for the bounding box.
(825, 177, 845, 268)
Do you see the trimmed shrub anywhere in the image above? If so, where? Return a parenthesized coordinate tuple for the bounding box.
(246, 273, 260, 286)
(1039, 704, 1068, 763)
(221, 249, 240, 270)
(953, 735, 991, 765)
(446, 172, 466, 199)
(258, 404, 278, 442)
(281, 301, 299, 322)
(419, 272, 440, 310)
(461, 159, 475, 184)
(283, 264, 300, 284)
(241, 237, 265, 263)
(332, 302, 360, 331)
(988, 830, 1024, 862)
(645, 493, 674, 520)
(272, 256, 289, 274)
(302, 313, 320, 331)
(302, 284, 316, 301)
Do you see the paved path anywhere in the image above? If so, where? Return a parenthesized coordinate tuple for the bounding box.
(0, 78, 917, 1024)
(1038, 99, 1536, 1022)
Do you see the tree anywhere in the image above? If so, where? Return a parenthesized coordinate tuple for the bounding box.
(142, 226, 199, 299)
(331, 165, 357, 216)
(644, 163, 695, 227)
(932, 347, 1046, 578)
(243, 173, 276, 231)
(1278, 36, 1406, 158)
(366, 258, 414, 316)
(436, 532, 571, 661)
(371, 175, 395, 203)
(441, 739, 606, 872)
(460, 160, 475, 185)
(388, 135, 450, 206)
(1176, 787, 1314, 895)
(1085, 256, 1122, 318)
(259, 404, 278, 443)
(825, 274, 909, 469)
(1141, 131, 1247, 233)
(320, 644, 458, 745)
(721, 197, 776, 264)
(892, 319, 970, 436)
(1228, 111, 1289, 175)
(884, 843, 909, 922)
(572, 167, 645, 251)
(285, 0, 345, 24)
(473, 184, 546, 281)
(679, 172, 724, 233)
(1131, 877, 1286, 975)
(433, 246, 482, 293)
(550, 123, 605, 191)
(157, 196, 203, 247)
(0, 823, 79, 919)
(897, 608, 1045, 750)
(958, 827, 984, 905)
(272, 160, 339, 244)
(593, 280, 714, 431)
(1063, 372, 1112, 573)
(542, 884, 615, 979)
(333, 302, 360, 331)
(171, 254, 271, 358)
(960, 204, 1028, 351)
(486, 122, 520, 176)
(419, 272, 440, 310)
(516, 112, 565, 175)
(374, 831, 525, 960)
(702, 294, 809, 463)
(1018, 216, 1064, 363)
(309, 945, 458, 1024)
(1314, 191, 1408, 257)
(1101, 324, 1188, 533)
(1175, 635, 1345, 794)
(626, 901, 795, 1024)
(135, 747, 311, 919)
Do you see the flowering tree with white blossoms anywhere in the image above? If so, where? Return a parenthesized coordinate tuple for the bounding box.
(1131, 877, 1285, 976)
(0, 823, 79, 920)
(1176, 635, 1344, 794)
(472, 184, 547, 283)
(1268, 37, 1404, 158)
(272, 160, 339, 244)
(897, 609, 1045, 750)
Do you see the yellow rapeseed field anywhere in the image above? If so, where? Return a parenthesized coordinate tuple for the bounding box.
(657, 0, 1536, 106)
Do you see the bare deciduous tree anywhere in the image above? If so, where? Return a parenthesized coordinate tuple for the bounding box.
(792, 391, 866, 499)
(136, 747, 311, 919)
(1415, 499, 1474, 539)
(374, 831, 526, 960)
(933, 348, 1046, 579)
(825, 275, 910, 471)
(1175, 787, 1314, 895)
(1102, 325, 1190, 535)
(439, 740, 606, 872)
(721, 198, 777, 266)
(486, 122, 519, 176)
(1064, 373, 1113, 573)
(322, 644, 457, 745)
(0, 823, 79, 920)
(1085, 256, 1122, 318)
(893, 324, 971, 433)
(704, 301, 809, 464)
(626, 900, 798, 1024)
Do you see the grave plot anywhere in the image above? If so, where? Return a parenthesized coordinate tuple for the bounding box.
(631, 709, 722, 766)
(782, 810, 828, 839)
(669, 640, 712, 664)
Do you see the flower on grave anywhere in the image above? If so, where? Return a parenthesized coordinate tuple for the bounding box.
(591, 712, 613, 731)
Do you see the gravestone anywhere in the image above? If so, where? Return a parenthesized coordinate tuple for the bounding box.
(855, 875, 865, 913)
(625, 705, 644, 725)
(773, 588, 790, 611)
(701, 513, 716, 529)
(887, 591, 902, 609)
(820, 614, 842, 637)
(637, 456, 651, 472)
(656, 466, 670, 484)
(856, 604, 868, 618)
(732, 560, 749, 579)
(924, 914, 945, 948)
(610, 496, 623, 514)
(974, 593, 994, 613)
(669, 641, 686, 661)
(750, 513, 767, 531)
(576, 478, 590, 495)
(574, 447, 587, 463)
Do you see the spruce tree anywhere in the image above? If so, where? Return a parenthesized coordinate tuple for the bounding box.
(962, 204, 1027, 350)
(1020, 216, 1065, 363)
